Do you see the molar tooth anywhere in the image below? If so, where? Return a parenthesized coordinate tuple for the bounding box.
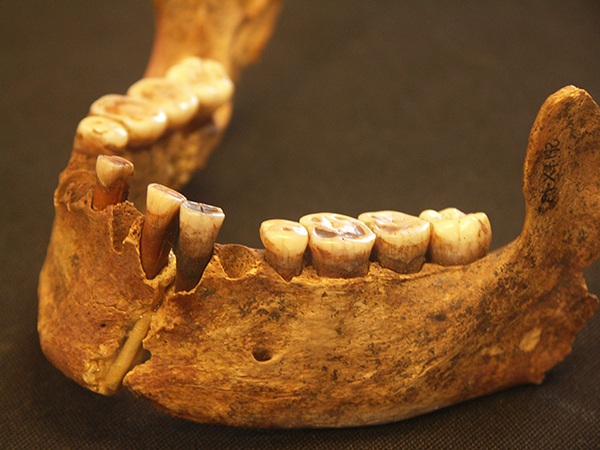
(140, 183, 186, 279)
(127, 77, 199, 129)
(419, 208, 492, 266)
(175, 201, 225, 292)
(259, 219, 309, 281)
(166, 57, 234, 117)
(93, 155, 135, 211)
(89, 94, 167, 147)
(299, 213, 375, 278)
(74, 116, 129, 155)
(358, 211, 430, 274)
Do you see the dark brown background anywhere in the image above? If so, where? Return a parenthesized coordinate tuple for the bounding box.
(2, 1, 600, 448)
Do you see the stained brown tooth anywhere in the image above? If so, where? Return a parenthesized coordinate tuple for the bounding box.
(92, 155, 135, 210)
(259, 219, 309, 281)
(140, 183, 186, 279)
(175, 201, 225, 292)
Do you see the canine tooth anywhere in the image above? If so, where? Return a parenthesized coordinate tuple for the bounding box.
(74, 116, 129, 155)
(358, 211, 430, 274)
(175, 201, 225, 292)
(166, 57, 234, 117)
(92, 155, 135, 210)
(259, 219, 309, 281)
(89, 94, 167, 147)
(140, 183, 186, 279)
(127, 77, 199, 129)
(299, 213, 375, 278)
(419, 208, 492, 266)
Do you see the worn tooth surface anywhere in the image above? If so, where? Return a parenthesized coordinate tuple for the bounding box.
(259, 219, 308, 281)
(89, 94, 168, 147)
(127, 77, 199, 129)
(299, 213, 375, 278)
(358, 211, 430, 274)
(92, 155, 135, 211)
(73, 116, 129, 155)
(419, 207, 492, 266)
(140, 183, 187, 279)
(166, 57, 234, 117)
(175, 201, 225, 292)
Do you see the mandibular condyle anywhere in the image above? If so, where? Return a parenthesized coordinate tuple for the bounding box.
(38, 0, 599, 428)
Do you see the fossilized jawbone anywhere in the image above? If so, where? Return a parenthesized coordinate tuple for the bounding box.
(38, 0, 599, 429)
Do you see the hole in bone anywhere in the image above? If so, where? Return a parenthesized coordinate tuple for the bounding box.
(217, 244, 258, 279)
(252, 347, 273, 362)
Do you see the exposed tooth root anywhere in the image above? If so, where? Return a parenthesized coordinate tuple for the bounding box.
(358, 211, 431, 274)
(92, 155, 135, 211)
(419, 207, 492, 266)
(89, 94, 168, 147)
(166, 57, 234, 117)
(140, 183, 186, 279)
(73, 116, 129, 156)
(259, 219, 309, 281)
(299, 213, 375, 278)
(127, 77, 199, 129)
(175, 201, 225, 292)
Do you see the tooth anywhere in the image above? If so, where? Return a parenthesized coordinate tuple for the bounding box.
(165, 57, 234, 117)
(126, 77, 199, 129)
(73, 116, 129, 155)
(299, 213, 376, 278)
(92, 155, 135, 211)
(175, 201, 225, 292)
(89, 94, 168, 147)
(358, 211, 431, 274)
(419, 207, 492, 266)
(259, 219, 309, 281)
(140, 183, 186, 279)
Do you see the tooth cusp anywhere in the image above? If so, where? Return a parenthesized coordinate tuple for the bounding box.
(259, 219, 309, 281)
(74, 116, 129, 155)
(93, 155, 135, 210)
(419, 208, 492, 266)
(299, 213, 375, 278)
(358, 211, 430, 274)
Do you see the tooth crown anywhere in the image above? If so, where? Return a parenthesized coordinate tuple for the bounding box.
(259, 219, 308, 280)
(74, 116, 129, 156)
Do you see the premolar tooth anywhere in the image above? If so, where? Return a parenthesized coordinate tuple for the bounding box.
(299, 213, 375, 278)
(175, 201, 225, 292)
(89, 94, 167, 147)
(127, 77, 199, 129)
(358, 211, 430, 274)
(74, 116, 129, 155)
(166, 57, 234, 117)
(92, 155, 135, 211)
(419, 207, 492, 266)
(259, 219, 309, 281)
(140, 183, 186, 279)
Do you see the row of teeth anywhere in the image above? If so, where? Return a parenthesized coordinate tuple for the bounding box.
(74, 56, 234, 153)
(94, 155, 492, 290)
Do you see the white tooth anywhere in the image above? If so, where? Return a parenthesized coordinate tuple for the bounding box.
(166, 57, 234, 117)
(89, 94, 167, 147)
(74, 116, 129, 155)
(419, 207, 492, 266)
(358, 211, 430, 274)
(127, 77, 199, 129)
(259, 219, 309, 281)
(299, 213, 376, 278)
(175, 201, 225, 292)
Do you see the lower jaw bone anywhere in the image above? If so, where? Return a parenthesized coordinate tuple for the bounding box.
(37, 1, 600, 430)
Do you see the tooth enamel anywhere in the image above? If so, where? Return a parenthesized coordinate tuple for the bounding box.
(74, 116, 129, 155)
(140, 183, 187, 279)
(419, 208, 492, 266)
(166, 57, 234, 117)
(259, 219, 309, 281)
(89, 94, 168, 147)
(358, 211, 431, 274)
(299, 213, 376, 278)
(175, 201, 225, 292)
(93, 155, 135, 210)
(127, 77, 199, 129)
